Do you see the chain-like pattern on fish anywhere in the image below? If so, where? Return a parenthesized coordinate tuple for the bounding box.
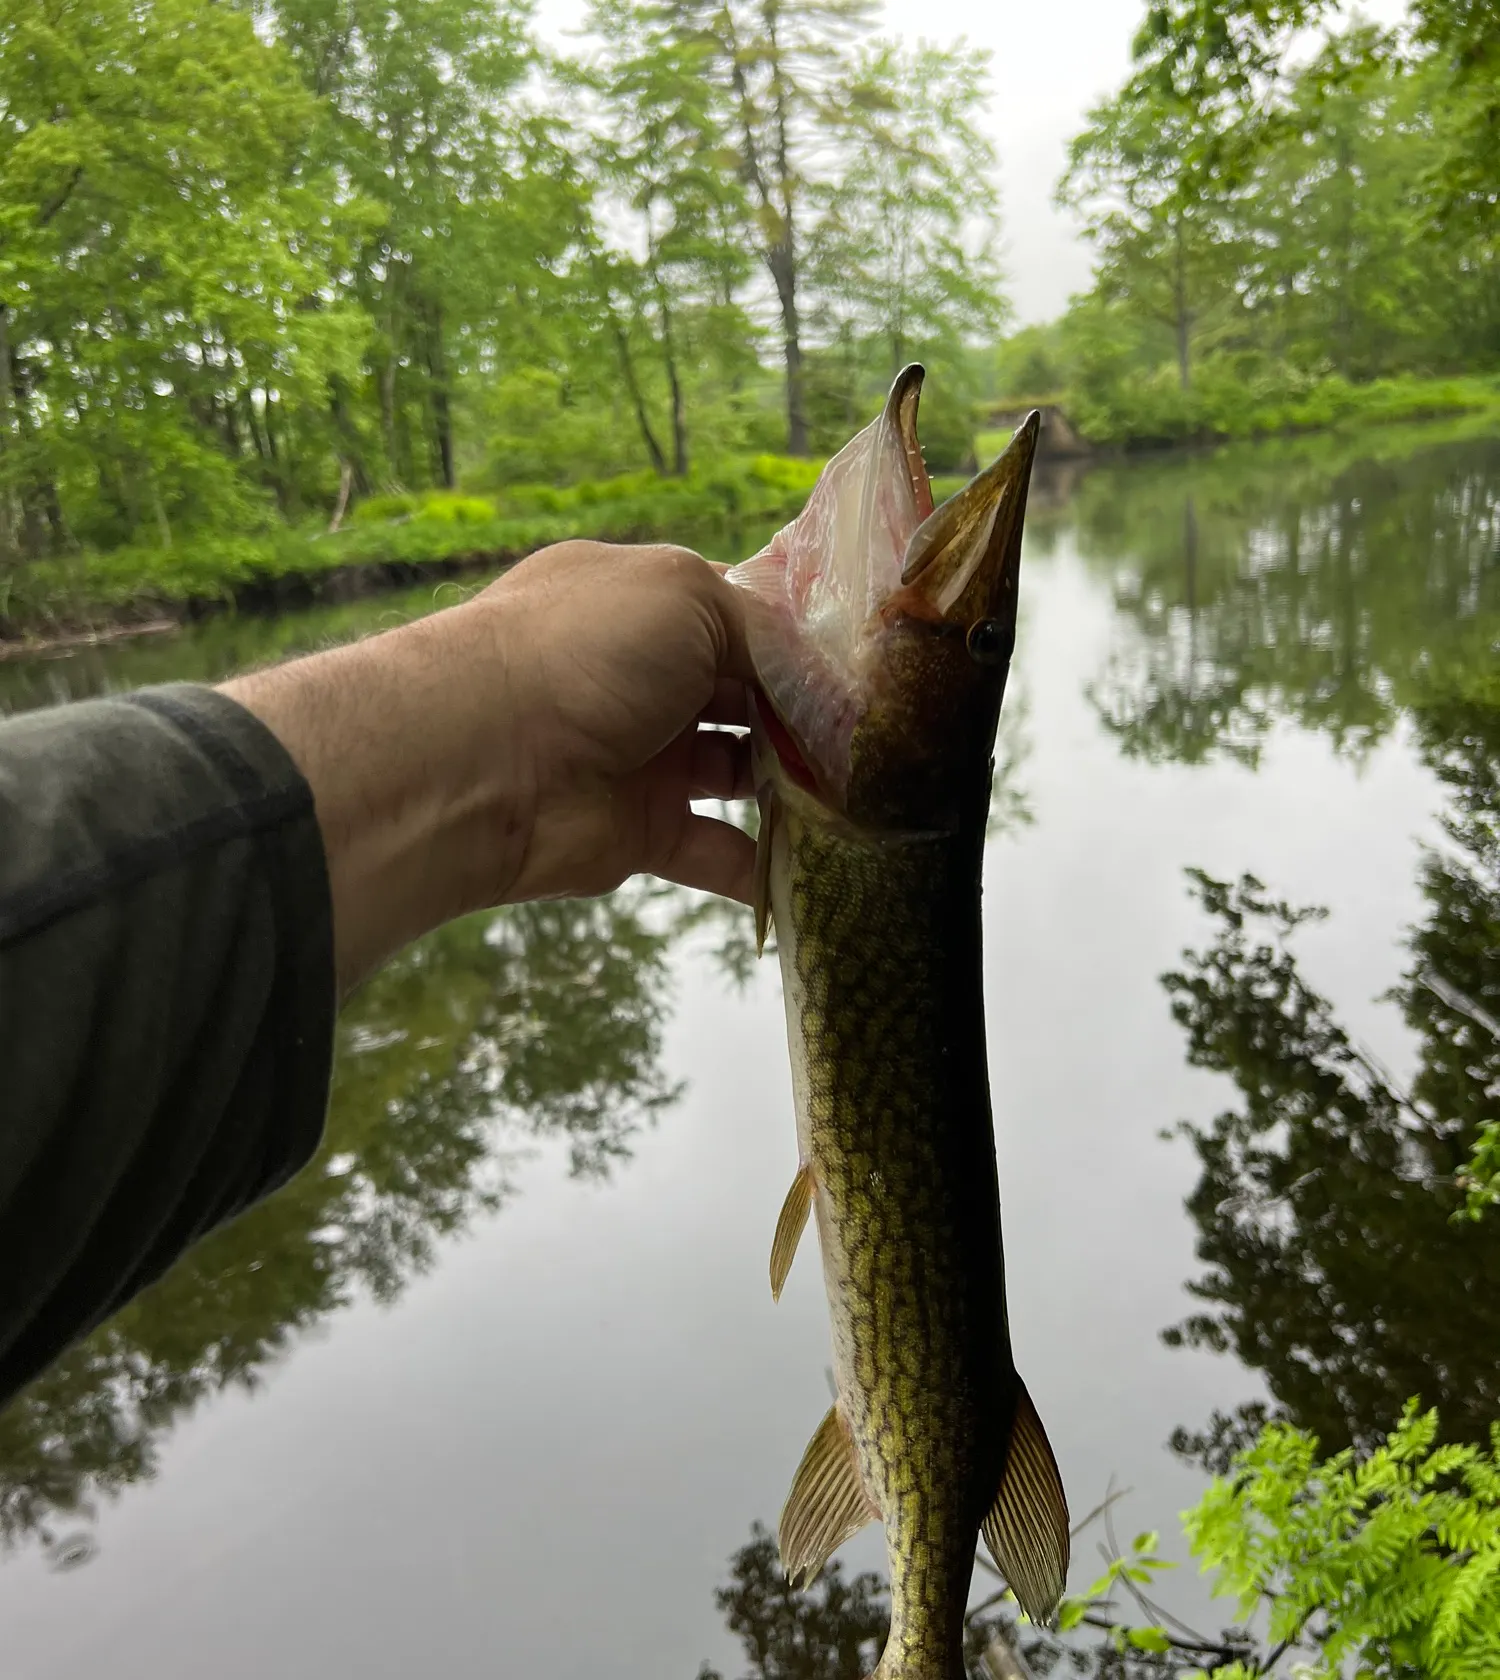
(786, 810, 1011, 1677)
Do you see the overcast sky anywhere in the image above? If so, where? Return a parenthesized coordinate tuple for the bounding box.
(536, 0, 1411, 325)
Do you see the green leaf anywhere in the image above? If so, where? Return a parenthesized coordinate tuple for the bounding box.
(1126, 1627, 1172, 1653)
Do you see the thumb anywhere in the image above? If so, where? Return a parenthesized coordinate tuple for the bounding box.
(701, 558, 758, 688)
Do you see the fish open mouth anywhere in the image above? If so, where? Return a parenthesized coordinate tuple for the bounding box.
(731, 368, 1039, 815)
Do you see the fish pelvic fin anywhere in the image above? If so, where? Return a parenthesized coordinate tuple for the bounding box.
(770, 1163, 814, 1301)
(981, 1379, 1070, 1628)
(778, 1402, 880, 1588)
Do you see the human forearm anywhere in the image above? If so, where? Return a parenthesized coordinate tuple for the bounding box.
(220, 596, 532, 994)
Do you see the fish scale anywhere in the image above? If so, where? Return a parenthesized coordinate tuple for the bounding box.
(779, 801, 1006, 1676)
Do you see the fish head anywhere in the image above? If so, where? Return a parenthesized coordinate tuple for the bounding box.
(731, 366, 1037, 837)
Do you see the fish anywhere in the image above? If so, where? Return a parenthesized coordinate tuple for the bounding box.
(728, 366, 1068, 1680)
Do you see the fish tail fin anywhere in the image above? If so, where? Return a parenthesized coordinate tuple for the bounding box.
(980, 1378, 1070, 1629)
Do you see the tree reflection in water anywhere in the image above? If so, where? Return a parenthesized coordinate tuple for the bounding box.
(1081, 432, 1500, 767)
(1066, 429, 1500, 1465)
(0, 890, 682, 1554)
(694, 1521, 1188, 1680)
(695, 1525, 890, 1680)
(1164, 694, 1500, 1466)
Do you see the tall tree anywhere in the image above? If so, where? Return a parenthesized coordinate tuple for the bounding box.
(1237, 30, 1461, 378)
(666, 0, 876, 455)
(588, 0, 756, 475)
(265, 0, 583, 491)
(808, 40, 1007, 378)
(1059, 56, 1243, 393)
(0, 0, 361, 554)
(1126, 0, 1500, 369)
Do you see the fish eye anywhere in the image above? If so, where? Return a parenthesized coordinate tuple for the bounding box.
(966, 617, 1013, 667)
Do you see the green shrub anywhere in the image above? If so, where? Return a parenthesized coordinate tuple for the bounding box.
(1065, 359, 1500, 449)
(349, 491, 419, 523)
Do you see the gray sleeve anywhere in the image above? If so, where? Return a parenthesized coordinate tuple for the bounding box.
(0, 683, 335, 1407)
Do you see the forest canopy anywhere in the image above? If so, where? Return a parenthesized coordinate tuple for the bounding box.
(0, 0, 1495, 575)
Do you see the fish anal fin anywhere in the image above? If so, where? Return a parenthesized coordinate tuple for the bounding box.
(981, 1380, 1069, 1629)
(770, 1163, 814, 1301)
(778, 1403, 879, 1589)
(753, 787, 778, 956)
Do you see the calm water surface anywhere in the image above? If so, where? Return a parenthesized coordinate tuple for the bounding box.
(1, 427, 1497, 1678)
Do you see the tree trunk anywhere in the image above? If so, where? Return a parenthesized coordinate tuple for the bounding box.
(328, 377, 371, 498)
(328, 459, 354, 533)
(1173, 222, 1192, 394)
(724, 7, 808, 455)
(768, 12, 807, 456)
(647, 247, 689, 477)
(380, 260, 404, 488)
(0, 304, 14, 562)
(9, 350, 48, 558)
(380, 346, 401, 485)
(245, 391, 268, 462)
(261, 390, 290, 515)
(665, 330, 688, 478)
(1333, 129, 1355, 377)
(424, 299, 455, 488)
(222, 391, 241, 458)
(602, 279, 667, 474)
(769, 247, 808, 455)
(147, 467, 172, 549)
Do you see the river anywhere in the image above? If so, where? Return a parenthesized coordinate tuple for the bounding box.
(1, 424, 1497, 1678)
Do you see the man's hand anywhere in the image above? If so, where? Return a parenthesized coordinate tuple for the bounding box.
(222, 541, 756, 993)
(477, 541, 756, 902)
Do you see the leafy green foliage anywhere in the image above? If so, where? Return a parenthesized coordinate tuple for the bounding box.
(6, 457, 823, 627)
(1185, 1401, 1500, 1678)
(1458, 1123, 1500, 1221)
(1053, 0, 1500, 445)
(0, 0, 364, 553)
(0, 0, 1013, 630)
(700, 1409, 1500, 1680)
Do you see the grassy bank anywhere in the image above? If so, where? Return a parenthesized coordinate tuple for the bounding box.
(5, 373, 1497, 642)
(0, 455, 829, 641)
(978, 369, 1500, 457)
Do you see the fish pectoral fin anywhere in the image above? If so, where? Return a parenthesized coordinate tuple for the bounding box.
(753, 786, 778, 956)
(981, 1380, 1070, 1630)
(778, 1402, 879, 1589)
(769, 1164, 814, 1301)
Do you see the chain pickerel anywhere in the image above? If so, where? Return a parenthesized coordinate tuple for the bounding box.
(729, 367, 1068, 1680)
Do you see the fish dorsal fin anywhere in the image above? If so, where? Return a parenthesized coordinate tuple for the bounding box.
(753, 786, 778, 956)
(770, 1163, 814, 1301)
(779, 1403, 879, 1589)
(981, 1381, 1069, 1628)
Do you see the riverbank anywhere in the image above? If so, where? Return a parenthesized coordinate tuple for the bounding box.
(1055, 369, 1500, 453)
(4, 390, 1498, 646)
(0, 455, 828, 646)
